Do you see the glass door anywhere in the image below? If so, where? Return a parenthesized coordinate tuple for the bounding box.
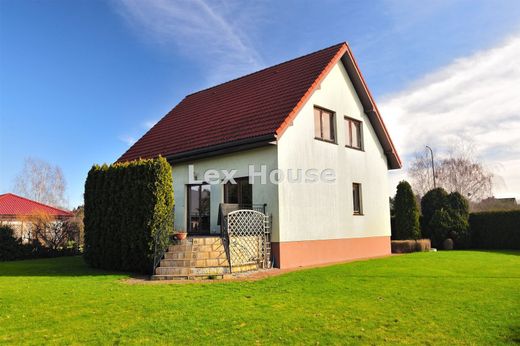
(187, 184, 211, 235)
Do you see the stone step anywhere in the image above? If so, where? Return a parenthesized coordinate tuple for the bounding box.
(168, 243, 225, 253)
(152, 274, 231, 281)
(163, 250, 227, 260)
(155, 266, 230, 276)
(190, 237, 223, 246)
(160, 258, 229, 268)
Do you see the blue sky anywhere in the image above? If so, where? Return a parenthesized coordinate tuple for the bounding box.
(1, 0, 520, 208)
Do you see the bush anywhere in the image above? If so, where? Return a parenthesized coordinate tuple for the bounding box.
(421, 189, 471, 249)
(420, 188, 449, 238)
(392, 181, 420, 240)
(83, 157, 174, 274)
(470, 211, 520, 249)
(0, 225, 79, 261)
(428, 209, 452, 248)
(391, 239, 431, 253)
(0, 225, 24, 261)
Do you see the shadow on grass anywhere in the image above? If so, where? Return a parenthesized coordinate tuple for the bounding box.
(469, 249, 520, 256)
(0, 256, 136, 277)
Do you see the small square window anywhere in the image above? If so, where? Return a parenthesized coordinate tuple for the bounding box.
(314, 107, 336, 142)
(345, 117, 363, 150)
(352, 183, 363, 215)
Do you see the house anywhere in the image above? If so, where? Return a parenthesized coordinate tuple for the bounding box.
(118, 42, 401, 269)
(0, 193, 74, 242)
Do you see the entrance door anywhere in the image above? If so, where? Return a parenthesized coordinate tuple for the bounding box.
(187, 184, 211, 235)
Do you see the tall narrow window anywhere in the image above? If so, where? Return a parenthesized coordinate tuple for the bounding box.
(345, 117, 363, 150)
(314, 107, 336, 142)
(352, 183, 363, 215)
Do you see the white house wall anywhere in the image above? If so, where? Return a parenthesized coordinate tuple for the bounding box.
(171, 146, 279, 239)
(277, 60, 391, 243)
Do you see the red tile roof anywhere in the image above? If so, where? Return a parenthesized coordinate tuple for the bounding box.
(0, 193, 73, 218)
(118, 42, 401, 169)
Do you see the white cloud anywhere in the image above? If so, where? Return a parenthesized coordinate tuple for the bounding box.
(381, 34, 520, 200)
(114, 0, 263, 84)
(143, 119, 158, 130)
(118, 135, 136, 146)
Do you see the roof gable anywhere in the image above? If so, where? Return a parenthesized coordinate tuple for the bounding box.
(118, 43, 401, 169)
(0, 193, 73, 217)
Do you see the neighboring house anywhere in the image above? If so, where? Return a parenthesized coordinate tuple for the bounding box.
(118, 42, 401, 268)
(0, 193, 73, 242)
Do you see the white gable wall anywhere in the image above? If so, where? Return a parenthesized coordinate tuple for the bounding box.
(277, 61, 391, 242)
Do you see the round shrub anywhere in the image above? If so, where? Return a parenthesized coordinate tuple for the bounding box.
(443, 238, 454, 250)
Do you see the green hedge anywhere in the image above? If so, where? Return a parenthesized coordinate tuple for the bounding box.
(84, 157, 174, 274)
(469, 211, 520, 249)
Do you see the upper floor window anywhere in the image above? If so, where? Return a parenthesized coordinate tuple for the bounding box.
(314, 107, 336, 143)
(345, 117, 363, 150)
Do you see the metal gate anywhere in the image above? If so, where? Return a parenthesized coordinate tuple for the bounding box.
(224, 209, 271, 272)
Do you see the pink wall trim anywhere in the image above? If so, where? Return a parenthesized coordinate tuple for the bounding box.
(271, 236, 391, 268)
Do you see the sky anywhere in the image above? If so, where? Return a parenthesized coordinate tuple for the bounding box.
(1, 0, 519, 208)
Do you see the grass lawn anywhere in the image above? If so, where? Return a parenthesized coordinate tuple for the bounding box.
(0, 251, 518, 345)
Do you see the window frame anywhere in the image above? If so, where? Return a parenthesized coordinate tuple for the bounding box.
(223, 177, 252, 206)
(186, 183, 211, 235)
(314, 106, 337, 144)
(344, 116, 364, 151)
(352, 182, 363, 215)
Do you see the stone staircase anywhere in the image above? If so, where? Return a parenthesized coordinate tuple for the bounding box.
(152, 236, 231, 280)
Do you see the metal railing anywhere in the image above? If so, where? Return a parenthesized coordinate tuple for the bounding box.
(152, 228, 168, 274)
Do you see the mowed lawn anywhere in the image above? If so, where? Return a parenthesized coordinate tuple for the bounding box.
(0, 251, 519, 345)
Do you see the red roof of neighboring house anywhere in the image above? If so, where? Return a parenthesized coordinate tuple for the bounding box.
(118, 42, 401, 169)
(0, 193, 73, 218)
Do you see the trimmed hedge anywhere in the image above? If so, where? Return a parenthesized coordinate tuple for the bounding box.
(469, 211, 520, 249)
(391, 239, 431, 253)
(84, 157, 174, 274)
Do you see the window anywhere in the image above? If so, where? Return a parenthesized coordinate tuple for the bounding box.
(314, 107, 336, 142)
(345, 117, 363, 150)
(224, 177, 252, 206)
(187, 184, 211, 234)
(352, 183, 363, 215)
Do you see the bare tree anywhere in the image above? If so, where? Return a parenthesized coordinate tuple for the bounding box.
(28, 211, 79, 250)
(14, 157, 67, 208)
(408, 144, 493, 201)
(408, 151, 435, 196)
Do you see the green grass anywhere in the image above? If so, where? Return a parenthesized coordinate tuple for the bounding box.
(0, 251, 519, 345)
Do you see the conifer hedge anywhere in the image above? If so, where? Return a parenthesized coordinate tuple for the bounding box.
(83, 157, 174, 274)
(393, 181, 421, 240)
(469, 210, 520, 249)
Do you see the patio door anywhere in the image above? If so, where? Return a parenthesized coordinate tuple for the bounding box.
(187, 184, 211, 235)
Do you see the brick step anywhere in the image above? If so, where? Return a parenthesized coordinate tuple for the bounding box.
(155, 266, 230, 276)
(160, 258, 229, 268)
